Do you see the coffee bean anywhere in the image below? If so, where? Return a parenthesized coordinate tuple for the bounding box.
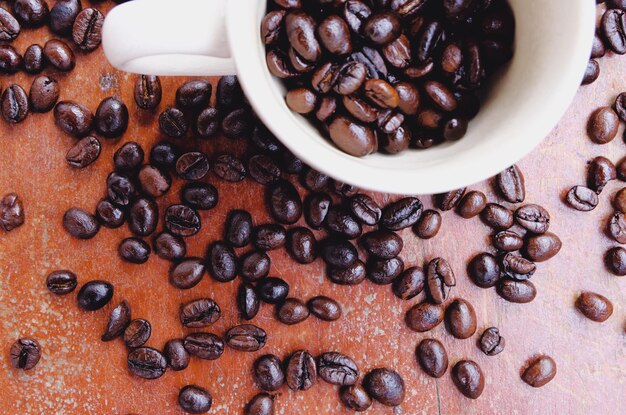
(251, 125, 282, 155)
(584, 59, 599, 85)
(416, 338, 448, 378)
(325, 206, 362, 239)
(137, 165, 170, 198)
(253, 224, 286, 250)
(479, 327, 505, 356)
(614, 187, 626, 213)
(178, 385, 212, 414)
(221, 107, 252, 137)
(248, 154, 281, 185)
(213, 154, 246, 182)
(444, 298, 477, 339)
(360, 230, 400, 260)
(176, 151, 210, 181)
(257, 277, 289, 304)
(367, 257, 404, 285)
(286, 11, 321, 62)
(95, 198, 124, 229)
(328, 260, 366, 285)
(287, 227, 317, 264)
(254, 354, 285, 391)
(206, 241, 238, 282)
(606, 246, 626, 275)
(267, 180, 302, 224)
(609, 212, 626, 243)
(0, 8, 20, 41)
(493, 230, 524, 252)
(128, 198, 158, 237)
(565, 186, 598, 211)
(77, 280, 113, 311)
(13, 0, 48, 27)
(333, 180, 359, 197)
(180, 183, 218, 211)
(0, 193, 24, 231)
(165, 204, 201, 237)
(380, 197, 423, 230)
(54, 101, 94, 137)
(262, 9, 285, 45)
(44, 39, 74, 72)
(347, 194, 381, 226)
(119, 237, 150, 264)
(481, 203, 514, 230)
(49, 0, 81, 35)
(240, 250, 271, 281)
(390, 266, 423, 300)
(123, 319, 151, 348)
(317, 352, 358, 386)
(95, 97, 129, 138)
(521, 356, 556, 387)
(46, 270, 77, 295)
(134, 75, 162, 110)
(245, 393, 274, 415)
(179, 298, 220, 329)
(159, 107, 188, 138)
(497, 279, 536, 303)
(176, 80, 212, 110)
(63, 208, 99, 239)
(328, 116, 376, 157)
(164, 339, 189, 371)
(237, 282, 260, 320)
(515, 204, 550, 234)
(436, 188, 466, 211)
(225, 324, 267, 352)
(113, 142, 144, 172)
(614, 93, 626, 126)
(307, 296, 341, 321)
(184, 332, 224, 360)
(1, 84, 28, 123)
(216, 76, 243, 110)
(406, 301, 444, 332)
(223, 210, 252, 248)
(300, 168, 330, 192)
(101, 300, 131, 342)
(413, 209, 441, 239)
(426, 257, 455, 304)
(71, 7, 104, 51)
(496, 165, 525, 203)
(23, 44, 44, 74)
(457, 191, 487, 218)
(588, 156, 616, 193)
(363, 368, 405, 406)
(468, 253, 500, 288)
(525, 232, 562, 262)
(305, 192, 332, 229)
(152, 232, 186, 261)
(588, 106, 619, 144)
(321, 237, 359, 269)
(286, 88, 318, 114)
(602, 8, 626, 54)
(501, 253, 536, 280)
(452, 360, 484, 399)
(280, 150, 305, 174)
(575, 291, 613, 322)
(0, 45, 22, 74)
(127, 347, 167, 379)
(286, 350, 317, 391)
(340, 384, 372, 411)
(10, 338, 41, 370)
(276, 298, 310, 325)
(169, 257, 205, 289)
(107, 172, 135, 207)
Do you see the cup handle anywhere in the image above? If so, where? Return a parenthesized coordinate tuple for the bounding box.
(102, 0, 236, 76)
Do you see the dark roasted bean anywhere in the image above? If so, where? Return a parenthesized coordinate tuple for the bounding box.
(253, 224, 286, 251)
(614, 92, 626, 122)
(213, 154, 246, 182)
(501, 253, 535, 280)
(566, 186, 598, 211)
(95, 199, 124, 229)
(66, 136, 101, 169)
(349, 194, 381, 226)
(406, 301, 444, 332)
(606, 246, 626, 275)
(468, 253, 500, 288)
(328, 260, 366, 285)
(414, 209, 441, 239)
(63, 208, 99, 239)
(23, 44, 44, 74)
(261, 9, 285, 45)
(305, 192, 332, 229)
(609, 212, 626, 243)
(119, 237, 150, 264)
(318, 352, 358, 386)
(180, 182, 218, 211)
(138, 165, 170, 198)
(176, 151, 210, 181)
(95, 97, 129, 138)
(101, 300, 131, 342)
(340, 384, 372, 411)
(515, 204, 550, 234)
(301, 167, 330, 192)
(238, 282, 260, 320)
(127, 347, 167, 379)
(497, 279, 536, 303)
(287, 227, 317, 264)
(13, 0, 48, 27)
(184, 332, 224, 360)
(286, 88, 318, 114)
(46, 270, 77, 295)
(267, 180, 302, 224)
(363, 368, 405, 406)
(164, 339, 189, 371)
(416, 338, 448, 378)
(254, 354, 285, 391)
(436, 188, 466, 211)
(614, 187, 626, 213)
(221, 107, 252, 138)
(169, 258, 205, 289)
(451, 360, 484, 399)
(153, 232, 186, 261)
(457, 190, 487, 218)
(180, 298, 220, 328)
(206, 241, 238, 282)
(493, 230, 523, 252)
(322, 237, 358, 268)
(0, 8, 20, 41)
(318, 15, 352, 55)
(114, 142, 144, 172)
(257, 277, 289, 304)
(588, 156, 616, 193)
(588, 106, 619, 144)
(128, 198, 158, 237)
(159, 107, 188, 138)
(602, 9, 626, 54)
(134, 75, 162, 110)
(328, 116, 376, 157)
(178, 385, 212, 414)
(381, 197, 422, 230)
(361, 230, 402, 259)
(10, 338, 41, 370)
(176, 80, 212, 110)
(582, 59, 600, 85)
(72, 7, 103, 51)
(426, 257, 455, 304)
(224, 210, 252, 247)
(480, 327, 505, 356)
(54, 101, 94, 137)
(307, 296, 341, 321)
(496, 165, 525, 203)
(165, 204, 201, 237)
(481, 203, 514, 230)
(217, 76, 243, 110)
(245, 393, 274, 415)
(107, 172, 135, 207)
(2, 84, 28, 123)
(326, 206, 362, 239)
(575, 291, 613, 322)
(0, 193, 24, 231)
(393, 267, 425, 300)
(444, 298, 477, 339)
(44, 39, 74, 71)
(225, 324, 266, 352)
(77, 280, 113, 311)
(249, 154, 281, 185)
(521, 356, 557, 388)
(276, 298, 310, 325)
(124, 319, 151, 348)
(240, 250, 271, 281)
(285, 12, 321, 62)
(525, 232, 562, 262)
(286, 350, 317, 391)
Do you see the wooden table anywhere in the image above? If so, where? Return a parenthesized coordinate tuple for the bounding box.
(0, 3, 624, 414)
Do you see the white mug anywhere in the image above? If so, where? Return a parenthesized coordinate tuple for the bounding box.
(102, 0, 595, 195)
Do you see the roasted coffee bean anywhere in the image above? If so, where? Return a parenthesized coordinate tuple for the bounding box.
(606, 246, 626, 275)
(123, 319, 151, 348)
(95, 97, 129, 138)
(240, 250, 271, 281)
(72, 7, 103, 51)
(114, 142, 144, 172)
(224, 210, 252, 247)
(44, 39, 74, 71)
(23, 44, 44, 74)
(318, 14, 352, 55)
(342, 95, 377, 123)
(128, 198, 158, 237)
(262, 9, 285, 45)
(588, 156, 616, 193)
(602, 9, 626, 54)
(176, 152, 209, 181)
(277, 298, 310, 325)
(95, 199, 124, 229)
(392, 267, 425, 300)
(127, 347, 167, 379)
(525, 232, 562, 262)
(326, 206, 362, 239)
(340, 384, 372, 411)
(501, 253, 535, 280)
(468, 253, 500, 288)
(0, 8, 20, 41)
(248, 154, 281, 185)
(285, 11, 321, 62)
(333, 183, 358, 200)
(381, 197, 422, 230)
(406, 301, 444, 332)
(444, 298, 477, 339)
(159, 107, 188, 138)
(566, 186, 598, 211)
(496, 165, 525, 203)
(583, 60, 599, 84)
(493, 230, 524, 252)
(253, 224, 286, 250)
(254, 354, 285, 391)
(176, 80, 212, 110)
(178, 385, 212, 414)
(13, 0, 48, 27)
(245, 393, 274, 415)
(119, 237, 150, 264)
(63, 208, 99, 239)
(361, 230, 403, 259)
(137, 165, 170, 198)
(238, 282, 260, 320)
(165, 204, 201, 237)
(257, 277, 289, 304)
(363, 11, 401, 45)
(286, 88, 318, 114)
(77, 280, 113, 311)
(424, 80, 456, 112)
(436, 188, 466, 211)
(426, 258, 455, 304)
(301, 167, 330, 192)
(515, 204, 550, 234)
(0, 193, 24, 231)
(107, 172, 135, 207)
(416, 338, 448, 378)
(457, 191, 487, 218)
(49, 0, 80, 35)
(252, 125, 283, 155)
(322, 237, 358, 269)
(588, 106, 619, 144)
(307, 296, 341, 321)
(287, 227, 317, 264)
(267, 180, 302, 224)
(286, 350, 317, 391)
(609, 212, 626, 243)
(522, 356, 557, 388)
(480, 327, 505, 356)
(609, 0, 626, 8)
(1, 84, 28, 123)
(414, 210, 442, 239)
(615, 92, 626, 122)
(614, 187, 626, 213)
(305, 192, 332, 229)
(328, 260, 366, 285)
(317, 352, 358, 386)
(575, 292, 613, 322)
(54, 101, 94, 137)
(497, 279, 536, 303)
(328, 116, 376, 157)
(481, 203, 514, 230)
(10, 338, 41, 370)
(221, 107, 252, 138)
(46, 270, 77, 295)
(348, 194, 381, 226)
(0, 45, 22, 73)
(452, 360, 484, 399)
(135, 75, 162, 110)
(216, 76, 243, 110)
(101, 300, 131, 342)
(363, 368, 404, 406)
(180, 298, 220, 329)
(213, 154, 246, 182)
(169, 258, 205, 289)
(383, 34, 412, 68)
(153, 232, 186, 261)
(180, 182, 218, 211)
(206, 241, 238, 282)
(184, 332, 224, 360)
(225, 324, 266, 352)
(164, 339, 189, 371)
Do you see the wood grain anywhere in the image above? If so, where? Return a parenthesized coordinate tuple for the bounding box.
(0, 2, 624, 414)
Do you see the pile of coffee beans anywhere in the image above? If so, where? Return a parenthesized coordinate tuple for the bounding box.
(262, 0, 515, 156)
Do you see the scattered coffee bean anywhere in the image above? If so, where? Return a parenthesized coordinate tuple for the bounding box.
(497, 279, 536, 303)
(277, 298, 310, 325)
(225, 324, 267, 352)
(63, 208, 99, 239)
(245, 393, 274, 415)
(137, 165, 170, 198)
(164, 339, 190, 371)
(340, 384, 372, 412)
(606, 246, 626, 275)
(0, 193, 24, 231)
(575, 291, 613, 322)
(66, 136, 100, 168)
(180, 298, 221, 328)
(301, 168, 330, 192)
(588, 106, 619, 144)
(307, 296, 341, 321)
(588, 156, 616, 193)
(128, 198, 158, 237)
(0, 45, 22, 73)
(416, 338, 448, 378)
(392, 267, 425, 300)
(2, 84, 28, 123)
(267, 180, 302, 224)
(602, 8, 626, 54)
(107, 172, 135, 207)
(72, 7, 104, 51)
(153, 232, 186, 261)
(44, 39, 75, 72)
(437, 188, 466, 211)
(101, 300, 131, 342)
(349, 194, 381, 226)
(582, 59, 600, 85)
(54, 101, 94, 137)
(253, 224, 287, 250)
(134, 75, 162, 110)
(363, 368, 405, 407)
(178, 385, 212, 414)
(445, 298, 477, 339)
(176, 151, 210, 181)
(257, 277, 289, 304)
(118, 237, 150, 264)
(196, 107, 220, 138)
(30, 75, 59, 114)
(367, 256, 404, 284)
(46, 270, 77, 295)
(127, 347, 167, 379)
(165, 204, 201, 237)
(169, 257, 205, 289)
(123, 318, 151, 348)
(451, 360, 484, 399)
(328, 260, 367, 285)
(49, 0, 81, 36)
(95, 199, 124, 228)
(414, 209, 442, 239)
(254, 354, 285, 392)
(76, 280, 113, 311)
(95, 97, 129, 138)
(176, 80, 212, 110)
(184, 332, 224, 360)
(525, 232, 562, 262)
(321, 237, 358, 268)
(514, 204, 550, 234)
(479, 327, 505, 356)
(206, 241, 238, 282)
(286, 350, 317, 391)
(225, 210, 252, 247)
(521, 356, 556, 387)
(381, 197, 423, 230)
(9, 338, 41, 370)
(317, 352, 358, 386)
(468, 253, 500, 288)
(305, 192, 332, 229)
(496, 165, 525, 203)
(609, 212, 626, 243)
(493, 230, 524, 252)
(180, 182, 219, 211)
(361, 229, 403, 259)
(221, 107, 252, 138)
(0, 8, 20, 41)
(565, 186, 598, 211)
(287, 227, 317, 264)
(248, 154, 282, 185)
(240, 250, 271, 281)
(457, 191, 487, 218)
(501, 253, 535, 280)
(23, 44, 44, 74)
(238, 282, 260, 320)
(481, 203, 514, 230)
(426, 257, 455, 304)
(159, 107, 188, 138)
(213, 154, 246, 182)
(326, 206, 362, 239)
(613, 188, 626, 213)
(406, 301, 444, 332)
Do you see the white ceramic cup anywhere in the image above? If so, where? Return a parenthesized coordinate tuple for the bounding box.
(102, 0, 595, 195)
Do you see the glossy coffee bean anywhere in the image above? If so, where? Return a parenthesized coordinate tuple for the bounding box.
(605, 246, 626, 275)
(501, 253, 535, 280)
(180, 298, 220, 328)
(63, 208, 99, 239)
(213, 154, 246, 182)
(575, 292, 613, 322)
(493, 230, 524, 252)
(169, 258, 205, 289)
(114, 142, 144, 172)
(23, 44, 44, 74)
(176, 152, 210, 181)
(452, 360, 484, 399)
(176, 80, 212, 110)
(305, 192, 332, 229)
(367, 257, 404, 285)
(119, 237, 150, 264)
(180, 182, 218, 211)
(267, 180, 302, 224)
(248, 154, 281, 185)
(416, 338, 448, 378)
(436, 188, 466, 211)
(582, 59, 600, 85)
(328, 116, 376, 157)
(165, 204, 201, 237)
(321, 237, 358, 268)
(13, 0, 48, 27)
(257, 277, 289, 304)
(123, 319, 151, 348)
(381, 197, 423, 230)
(426, 257, 455, 304)
(66, 136, 100, 168)
(223, 210, 252, 248)
(134, 75, 162, 110)
(261, 9, 285, 45)
(340, 384, 372, 412)
(361, 230, 402, 259)
(254, 354, 285, 392)
(565, 186, 598, 211)
(317, 352, 358, 386)
(588, 156, 616, 193)
(0, 8, 20, 41)
(301, 167, 330, 192)
(525, 232, 562, 262)
(102, 300, 131, 342)
(153, 232, 186, 261)
(2, 84, 28, 123)
(588, 107, 619, 144)
(206, 241, 238, 282)
(253, 224, 286, 251)
(77, 280, 113, 311)
(216, 76, 243, 110)
(406, 302, 444, 332)
(127, 347, 167, 379)
(159, 107, 188, 138)
(44, 39, 74, 71)
(107, 172, 135, 207)
(457, 191, 487, 218)
(514, 204, 550, 234)
(183, 332, 224, 360)
(414, 210, 442, 239)
(325, 206, 361, 239)
(221, 107, 252, 137)
(328, 260, 366, 285)
(497, 279, 536, 303)
(95, 199, 124, 229)
(46, 270, 77, 295)
(479, 327, 505, 356)
(0, 193, 24, 232)
(178, 385, 212, 414)
(392, 266, 425, 300)
(0, 45, 22, 74)
(287, 227, 317, 264)
(240, 250, 271, 281)
(609, 212, 626, 243)
(245, 393, 274, 415)
(521, 356, 557, 388)
(72, 7, 103, 51)
(54, 101, 94, 137)
(444, 298, 477, 339)
(613, 187, 626, 213)
(307, 296, 341, 321)
(163, 339, 190, 371)
(95, 97, 129, 138)
(481, 203, 514, 230)
(237, 282, 260, 320)
(128, 198, 158, 237)
(348, 194, 381, 226)
(496, 165, 525, 203)
(363, 368, 405, 406)
(602, 9, 626, 54)
(468, 253, 500, 288)
(286, 350, 317, 391)
(286, 88, 318, 114)
(138, 165, 170, 198)
(10, 338, 41, 370)
(277, 298, 310, 325)
(225, 324, 267, 352)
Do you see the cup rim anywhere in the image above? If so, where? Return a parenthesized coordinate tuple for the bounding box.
(228, 0, 596, 195)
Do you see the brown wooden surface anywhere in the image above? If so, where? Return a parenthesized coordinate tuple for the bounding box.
(0, 2, 625, 414)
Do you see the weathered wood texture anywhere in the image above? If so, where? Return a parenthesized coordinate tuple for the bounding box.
(0, 3, 624, 414)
